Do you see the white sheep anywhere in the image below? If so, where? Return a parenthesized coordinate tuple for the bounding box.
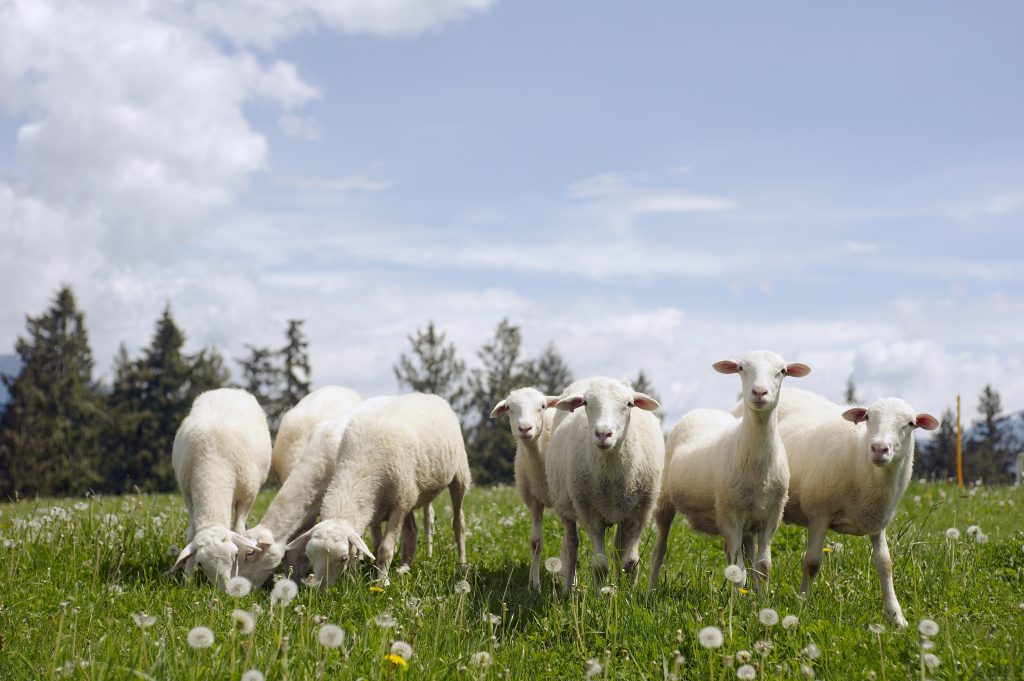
(545, 377, 663, 591)
(775, 387, 939, 627)
(271, 386, 361, 483)
(237, 396, 398, 587)
(286, 393, 470, 587)
(489, 387, 560, 589)
(170, 388, 271, 588)
(649, 351, 810, 592)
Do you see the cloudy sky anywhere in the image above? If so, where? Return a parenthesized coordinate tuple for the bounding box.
(2, 0, 1022, 425)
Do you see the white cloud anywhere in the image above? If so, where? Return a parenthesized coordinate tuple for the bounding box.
(275, 174, 392, 192)
(567, 172, 734, 215)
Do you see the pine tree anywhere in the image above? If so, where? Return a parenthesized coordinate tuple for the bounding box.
(270, 320, 311, 430)
(236, 344, 279, 410)
(630, 369, 665, 422)
(463, 319, 525, 484)
(969, 384, 1010, 483)
(0, 287, 103, 497)
(844, 376, 860, 405)
(520, 343, 573, 396)
(393, 321, 466, 403)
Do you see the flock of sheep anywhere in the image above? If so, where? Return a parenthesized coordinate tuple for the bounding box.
(170, 350, 938, 627)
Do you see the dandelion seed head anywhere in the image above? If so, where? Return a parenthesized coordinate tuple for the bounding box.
(802, 643, 821, 660)
(976, 532, 989, 544)
(585, 659, 603, 677)
(187, 626, 214, 649)
(131, 613, 156, 629)
(754, 640, 773, 656)
(74, 501, 89, 512)
(923, 653, 940, 670)
(318, 624, 345, 648)
(758, 608, 779, 626)
(470, 651, 493, 668)
(240, 671, 264, 681)
(698, 626, 724, 649)
(782, 615, 799, 630)
(390, 640, 413, 660)
(918, 619, 939, 637)
(831, 542, 844, 554)
(484, 612, 502, 626)
(920, 639, 935, 650)
(544, 557, 562, 574)
(600, 585, 618, 597)
(736, 650, 752, 662)
(231, 609, 255, 635)
(373, 613, 398, 628)
(396, 564, 411, 576)
(966, 525, 981, 537)
(454, 579, 471, 595)
(724, 564, 745, 584)
(226, 576, 253, 598)
(913, 495, 922, 504)
(737, 664, 756, 680)
(868, 623, 886, 635)
(270, 578, 298, 607)
(800, 662, 815, 678)
(945, 527, 960, 541)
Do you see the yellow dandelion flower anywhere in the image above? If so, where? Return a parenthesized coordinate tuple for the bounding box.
(370, 586, 385, 593)
(822, 547, 832, 553)
(738, 588, 750, 596)
(385, 654, 409, 668)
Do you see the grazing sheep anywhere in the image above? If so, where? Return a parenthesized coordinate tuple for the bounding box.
(271, 386, 361, 483)
(650, 351, 810, 592)
(776, 387, 939, 627)
(545, 377, 663, 591)
(238, 396, 397, 587)
(170, 388, 271, 588)
(287, 393, 470, 587)
(490, 387, 560, 589)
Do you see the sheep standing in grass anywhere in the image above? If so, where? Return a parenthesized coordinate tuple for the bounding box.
(649, 351, 810, 592)
(287, 393, 470, 587)
(271, 386, 361, 483)
(490, 388, 560, 589)
(776, 387, 939, 627)
(238, 396, 397, 587)
(545, 377, 663, 591)
(170, 388, 271, 588)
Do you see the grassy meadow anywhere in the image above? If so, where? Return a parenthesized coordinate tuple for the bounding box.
(1, 480, 1022, 680)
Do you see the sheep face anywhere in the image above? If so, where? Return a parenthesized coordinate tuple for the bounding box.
(237, 527, 285, 588)
(714, 350, 811, 412)
(172, 526, 259, 589)
(556, 379, 660, 451)
(287, 519, 374, 589)
(490, 388, 559, 443)
(843, 398, 940, 467)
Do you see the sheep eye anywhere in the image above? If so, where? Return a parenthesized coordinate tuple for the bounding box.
(627, 401, 635, 408)
(907, 421, 916, 428)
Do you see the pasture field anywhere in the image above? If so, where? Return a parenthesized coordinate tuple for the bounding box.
(1, 481, 1022, 680)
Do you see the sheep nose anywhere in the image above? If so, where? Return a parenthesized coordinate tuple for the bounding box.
(751, 387, 768, 399)
(518, 424, 533, 437)
(595, 427, 613, 442)
(871, 444, 889, 456)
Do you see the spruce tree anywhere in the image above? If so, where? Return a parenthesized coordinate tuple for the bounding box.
(0, 286, 103, 497)
(970, 384, 1010, 483)
(236, 344, 279, 411)
(916, 407, 956, 480)
(844, 376, 860, 405)
(393, 321, 466, 403)
(630, 369, 665, 422)
(270, 320, 311, 430)
(520, 343, 573, 396)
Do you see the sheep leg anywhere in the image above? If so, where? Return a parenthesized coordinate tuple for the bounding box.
(232, 493, 255, 533)
(423, 504, 435, 559)
(371, 523, 383, 552)
(559, 519, 580, 593)
(581, 514, 610, 589)
(649, 502, 675, 589)
(870, 530, 907, 628)
(528, 499, 545, 591)
(375, 510, 405, 585)
(800, 518, 830, 596)
(613, 511, 647, 586)
(401, 512, 418, 567)
(448, 478, 468, 571)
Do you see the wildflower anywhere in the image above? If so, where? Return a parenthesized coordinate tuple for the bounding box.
(370, 585, 386, 593)
(737, 664, 756, 680)
(738, 588, 749, 595)
(318, 624, 345, 648)
(736, 650, 752, 662)
(396, 564, 411, 576)
(945, 527, 960, 541)
(226, 576, 253, 598)
(698, 626, 724, 649)
(251, 604, 264, 616)
(600, 585, 618, 597)
(802, 643, 821, 660)
(782, 615, 799, 630)
(455, 580, 471, 595)
(976, 532, 990, 544)
(868, 623, 886, 635)
(484, 613, 502, 626)
(74, 502, 88, 512)
(134, 528, 146, 540)
(585, 659, 603, 677)
(800, 662, 815, 678)
(831, 542, 844, 554)
(271, 579, 298, 607)
(471, 651, 493, 668)
(390, 641, 413, 661)
(544, 557, 562, 574)
(187, 626, 214, 649)
(913, 495, 922, 504)
(918, 619, 939, 637)
(241, 671, 264, 681)
(384, 654, 408, 668)
(758, 608, 779, 626)
(822, 546, 832, 554)
(966, 525, 981, 537)
(373, 613, 398, 629)
(754, 640, 773, 656)
(724, 564, 745, 584)
(132, 613, 157, 629)
(923, 653, 940, 670)
(232, 609, 255, 635)
(294, 605, 306, 617)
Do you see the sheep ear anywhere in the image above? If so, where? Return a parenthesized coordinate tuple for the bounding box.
(544, 396, 561, 408)
(489, 400, 509, 419)
(285, 528, 315, 553)
(257, 540, 272, 551)
(231, 532, 260, 551)
(915, 413, 940, 431)
(784, 363, 811, 378)
(171, 542, 197, 573)
(554, 394, 586, 412)
(842, 407, 869, 424)
(631, 392, 660, 411)
(713, 360, 740, 374)
(348, 530, 375, 561)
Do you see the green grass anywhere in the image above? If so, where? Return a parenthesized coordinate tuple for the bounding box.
(1, 481, 1022, 680)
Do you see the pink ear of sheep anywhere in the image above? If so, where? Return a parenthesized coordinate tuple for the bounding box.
(631, 392, 660, 411)
(712, 360, 740, 374)
(915, 414, 940, 430)
(784, 363, 812, 377)
(489, 400, 509, 419)
(842, 407, 869, 424)
(555, 394, 586, 412)
(171, 542, 197, 573)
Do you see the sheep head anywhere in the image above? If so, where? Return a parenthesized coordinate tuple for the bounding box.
(843, 398, 939, 467)
(714, 350, 811, 413)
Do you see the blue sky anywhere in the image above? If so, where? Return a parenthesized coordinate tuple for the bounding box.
(1, 0, 1022, 424)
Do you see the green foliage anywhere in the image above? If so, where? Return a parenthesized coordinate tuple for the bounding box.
(843, 375, 859, 405)
(519, 342, 573, 396)
(0, 287, 103, 498)
(969, 385, 1016, 484)
(916, 408, 957, 480)
(630, 369, 665, 422)
(393, 320, 466, 404)
(275, 320, 311, 423)
(1, 482, 1022, 679)
(235, 344, 278, 409)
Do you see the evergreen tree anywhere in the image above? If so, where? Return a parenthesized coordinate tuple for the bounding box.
(236, 344, 279, 410)
(520, 343, 573, 396)
(969, 384, 1011, 483)
(630, 369, 665, 422)
(463, 319, 525, 485)
(393, 321, 466, 403)
(844, 375, 860, 405)
(0, 287, 103, 497)
(270, 320, 311, 429)
(916, 407, 956, 480)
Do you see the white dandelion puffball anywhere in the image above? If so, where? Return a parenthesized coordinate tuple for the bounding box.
(271, 579, 298, 607)
(232, 609, 255, 635)
(74, 501, 89, 512)
(226, 576, 253, 598)
(390, 640, 413, 661)
(585, 659, 603, 678)
(800, 662, 815, 678)
(455, 579, 471, 595)
(918, 619, 939, 637)
(484, 613, 502, 626)
(470, 651, 493, 668)
(754, 640, 773, 656)
(868, 623, 886, 635)
(966, 525, 981, 537)
(318, 624, 345, 648)
(782, 615, 799, 630)
(373, 613, 398, 628)
(698, 626, 724, 649)
(396, 564, 411, 577)
(545, 557, 562, 574)
(802, 643, 821, 660)
(923, 653, 940, 670)
(921, 639, 935, 651)
(187, 626, 215, 649)
(831, 542, 844, 554)
(241, 671, 264, 681)
(724, 564, 744, 584)
(758, 608, 779, 626)
(736, 650, 752, 663)
(945, 527, 960, 541)
(600, 585, 618, 597)
(132, 613, 156, 629)
(737, 664, 757, 680)
(976, 532, 989, 544)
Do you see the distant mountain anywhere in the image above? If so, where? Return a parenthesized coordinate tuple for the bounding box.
(0, 354, 20, 404)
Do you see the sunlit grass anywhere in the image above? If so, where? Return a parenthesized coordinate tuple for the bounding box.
(1, 480, 1022, 679)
